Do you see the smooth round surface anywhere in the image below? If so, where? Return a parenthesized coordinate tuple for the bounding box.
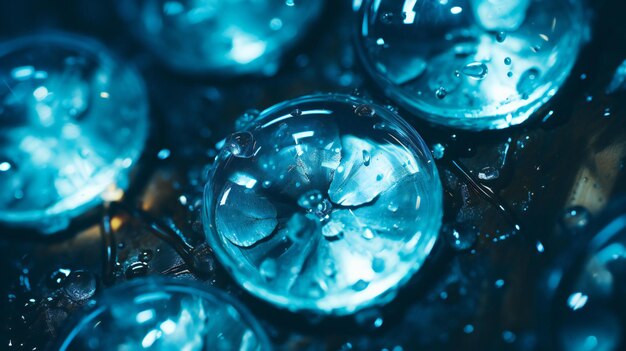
(56, 278, 271, 351)
(117, 0, 325, 75)
(551, 205, 626, 351)
(203, 94, 443, 315)
(0, 33, 149, 233)
(354, 0, 589, 130)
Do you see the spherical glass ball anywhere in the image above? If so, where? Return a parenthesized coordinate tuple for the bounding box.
(56, 278, 271, 350)
(354, 0, 589, 130)
(203, 94, 443, 315)
(0, 33, 149, 233)
(549, 202, 626, 351)
(116, 0, 325, 75)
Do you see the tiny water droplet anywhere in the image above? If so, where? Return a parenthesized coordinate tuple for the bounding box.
(432, 143, 445, 159)
(435, 87, 448, 100)
(372, 257, 385, 273)
(462, 62, 488, 80)
(125, 261, 149, 279)
(352, 279, 370, 291)
(139, 249, 153, 262)
(355, 104, 376, 117)
(496, 32, 507, 43)
(504, 57, 512, 65)
(362, 150, 371, 166)
(225, 131, 257, 158)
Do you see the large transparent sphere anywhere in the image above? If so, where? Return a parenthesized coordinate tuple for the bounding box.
(56, 278, 270, 350)
(117, 0, 325, 75)
(550, 204, 626, 351)
(0, 33, 149, 233)
(203, 94, 443, 315)
(354, 0, 589, 130)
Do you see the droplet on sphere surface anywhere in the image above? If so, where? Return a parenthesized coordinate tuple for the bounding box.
(116, 0, 324, 75)
(203, 94, 443, 315)
(0, 33, 149, 233)
(354, 0, 589, 130)
(55, 277, 270, 350)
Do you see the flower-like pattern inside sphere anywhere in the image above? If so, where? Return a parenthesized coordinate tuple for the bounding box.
(204, 94, 443, 315)
(0, 33, 149, 233)
(354, 0, 589, 130)
(117, 0, 325, 75)
(56, 278, 270, 351)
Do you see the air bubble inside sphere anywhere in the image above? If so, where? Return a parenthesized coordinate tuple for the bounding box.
(354, 0, 589, 130)
(0, 33, 149, 233)
(56, 278, 270, 351)
(117, 0, 325, 75)
(203, 94, 443, 315)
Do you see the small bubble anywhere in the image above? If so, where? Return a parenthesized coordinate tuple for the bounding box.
(435, 87, 448, 100)
(125, 262, 149, 279)
(496, 32, 507, 43)
(372, 257, 385, 273)
(464, 324, 474, 334)
(495, 279, 505, 289)
(462, 62, 488, 80)
(225, 131, 257, 158)
(504, 57, 512, 65)
(262, 180, 272, 188)
(362, 150, 371, 166)
(352, 279, 370, 291)
(152, 148, 169, 162)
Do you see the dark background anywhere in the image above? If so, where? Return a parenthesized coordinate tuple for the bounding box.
(1, 0, 626, 350)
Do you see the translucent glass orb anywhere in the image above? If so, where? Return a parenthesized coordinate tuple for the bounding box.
(551, 206, 626, 351)
(354, 0, 589, 130)
(203, 94, 443, 315)
(117, 0, 325, 75)
(0, 33, 149, 233)
(56, 278, 271, 351)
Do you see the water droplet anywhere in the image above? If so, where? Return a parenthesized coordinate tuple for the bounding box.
(262, 180, 272, 188)
(352, 280, 370, 291)
(432, 143, 445, 159)
(517, 68, 541, 99)
(372, 257, 385, 273)
(362, 150, 371, 166)
(0, 160, 13, 172)
(63, 270, 96, 301)
(125, 262, 149, 279)
(387, 202, 399, 212)
(355, 104, 376, 117)
(225, 131, 257, 158)
(157, 149, 171, 160)
(504, 57, 512, 65)
(462, 62, 488, 80)
(495, 279, 505, 289)
(496, 31, 507, 43)
(464, 324, 475, 334)
(435, 87, 448, 100)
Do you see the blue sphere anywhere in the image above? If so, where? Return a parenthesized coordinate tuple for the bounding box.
(56, 278, 271, 350)
(0, 33, 149, 233)
(354, 0, 589, 130)
(203, 94, 443, 315)
(117, 0, 325, 75)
